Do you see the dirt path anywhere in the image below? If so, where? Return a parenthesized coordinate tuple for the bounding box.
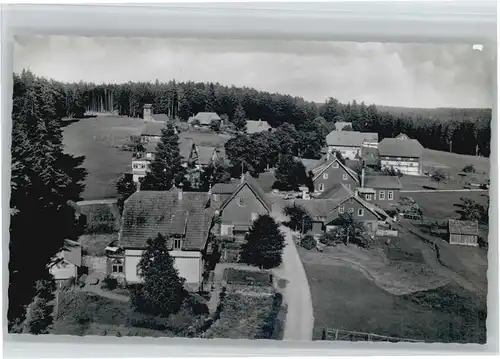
(83, 284, 129, 302)
(274, 221, 314, 341)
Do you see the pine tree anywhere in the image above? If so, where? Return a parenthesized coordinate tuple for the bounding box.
(140, 123, 185, 191)
(23, 278, 56, 334)
(131, 234, 186, 316)
(232, 103, 247, 132)
(239, 214, 286, 269)
(116, 173, 136, 214)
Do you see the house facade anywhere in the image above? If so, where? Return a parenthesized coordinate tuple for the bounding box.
(448, 219, 479, 246)
(311, 157, 360, 196)
(48, 239, 82, 287)
(326, 131, 379, 160)
(378, 136, 424, 176)
(356, 173, 403, 209)
(109, 189, 215, 291)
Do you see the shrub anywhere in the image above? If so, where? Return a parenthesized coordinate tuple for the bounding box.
(300, 235, 317, 250)
(462, 164, 476, 173)
(257, 293, 283, 339)
(102, 276, 119, 290)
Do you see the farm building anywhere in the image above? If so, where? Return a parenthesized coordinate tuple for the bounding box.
(188, 112, 222, 127)
(378, 136, 424, 176)
(246, 119, 272, 134)
(448, 219, 479, 247)
(356, 170, 403, 208)
(48, 239, 82, 287)
(113, 188, 215, 291)
(326, 131, 379, 160)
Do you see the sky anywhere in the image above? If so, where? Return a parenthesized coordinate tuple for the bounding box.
(13, 36, 493, 108)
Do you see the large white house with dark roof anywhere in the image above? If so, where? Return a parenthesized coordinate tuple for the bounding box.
(378, 134, 424, 176)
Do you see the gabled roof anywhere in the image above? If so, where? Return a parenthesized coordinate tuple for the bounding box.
(48, 239, 82, 268)
(246, 120, 272, 134)
(326, 131, 379, 147)
(189, 112, 221, 125)
(363, 175, 402, 189)
(211, 180, 240, 194)
(312, 158, 359, 182)
(448, 219, 479, 235)
(317, 182, 353, 201)
(196, 146, 217, 166)
(292, 199, 340, 220)
(379, 138, 424, 158)
(179, 138, 196, 160)
(323, 184, 390, 224)
(119, 190, 213, 250)
(141, 121, 165, 136)
(219, 173, 272, 212)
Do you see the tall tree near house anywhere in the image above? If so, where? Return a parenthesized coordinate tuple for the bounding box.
(239, 214, 286, 269)
(200, 162, 231, 191)
(274, 122, 299, 156)
(116, 173, 137, 214)
(140, 123, 185, 191)
(9, 71, 87, 330)
(131, 233, 187, 317)
(283, 204, 313, 233)
(232, 103, 247, 133)
(225, 134, 261, 177)
(273, 154, 309, 191)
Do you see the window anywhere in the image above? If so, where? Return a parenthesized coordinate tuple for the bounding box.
(133, 164, 138, 169)
(366, 194, 372, 200)
(112, 259, 124, 273)
(323, 173, 329, 180)
(333, 162, 339, 169)
(358, 208, 364, 217)
(379, 190, 385, 200)
(339, 206, 345, 214)
(388, 191, 394, 200)
(348, 207, 354, 214)
(319, 183, 325, 192)
(342, 174, 348, 181)
(237, 197, 245, 207)
(173, 238, 182, 250)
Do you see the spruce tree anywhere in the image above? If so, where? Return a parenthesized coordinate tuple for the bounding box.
(9, 71, 86, 329)
(273, 154, 308, 191)
(116, 173, 136, 214)
(140, 123, 185, 191)
(23, 278, 56, 334)
(131, 234, 186, 316)
(240, 214, 286, 269)
(232, 103, 247, 133)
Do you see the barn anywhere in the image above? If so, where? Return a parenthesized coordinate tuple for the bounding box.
(448, 219, 479, 246)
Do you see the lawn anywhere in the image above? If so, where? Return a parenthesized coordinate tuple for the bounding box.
(63, 116, 233, 200)
(51, 289, 210, 337)
(204, 292, 283, 339)
(422, 149, 490, 176)
(302, 260, 486, 343)
(223, 268, 272, 287)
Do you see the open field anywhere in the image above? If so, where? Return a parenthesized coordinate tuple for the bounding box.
(63, 116, 232, 200)
(422, 149, 490, 176)
(300, 249, 486, 343)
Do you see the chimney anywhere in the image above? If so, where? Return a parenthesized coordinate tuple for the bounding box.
(177, 182, 183, 201)
(143, 104, 152, 121)
(327, 151, 330, 161)
(361, 167, 365, 188)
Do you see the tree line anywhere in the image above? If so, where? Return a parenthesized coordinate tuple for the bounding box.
(26, 70, 490, 157)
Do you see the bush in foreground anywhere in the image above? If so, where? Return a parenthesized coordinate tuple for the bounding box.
(300, 235, 317, 250)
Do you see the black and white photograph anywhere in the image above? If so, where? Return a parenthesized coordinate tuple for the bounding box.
(8, 36, 492, 344)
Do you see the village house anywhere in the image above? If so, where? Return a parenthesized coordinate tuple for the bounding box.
(132, 143, 156, 183)
(356, 170, 403, 209)
(378, 135, 424, 176)
(311, 156, 360, 196)
(188, 112, 222, 128)
(109, 188, 215, 292)
(48, 239, 82, 288)
(291, 199, 339, 238)
(210, 173, 272, 261)
(448, 219, 479, 247)
(246, 119, 272, 134)
(326, 130, 379, 160)
(140, 121, 165, 143)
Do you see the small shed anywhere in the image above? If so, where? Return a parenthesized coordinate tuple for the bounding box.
(448, 219, 479, 246)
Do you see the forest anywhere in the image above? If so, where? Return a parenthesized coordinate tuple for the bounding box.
(49, 74, 492, 158)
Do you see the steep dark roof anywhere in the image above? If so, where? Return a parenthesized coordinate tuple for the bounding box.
(189, 112, 221, 125)
(292, 199, 339, 220)
(312, 158, 359, 182)
(219, 173, 272, 212)
(326, 131, 378, 147)
(196, 146, 217, 165)
(119, 190, 213, 250)
(317, 182, 353, 201)
(363, 175, 403, 189)
(379, 138, 424, 158)
(179, 138, 196, 160)
(448, 220, 479, 235)
(142, 121, 165, 136)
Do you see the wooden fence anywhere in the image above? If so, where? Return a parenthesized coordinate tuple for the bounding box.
(322, 327, 424, 343)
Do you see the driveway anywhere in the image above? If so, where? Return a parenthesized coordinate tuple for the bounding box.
(272, 209, 314, 341)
